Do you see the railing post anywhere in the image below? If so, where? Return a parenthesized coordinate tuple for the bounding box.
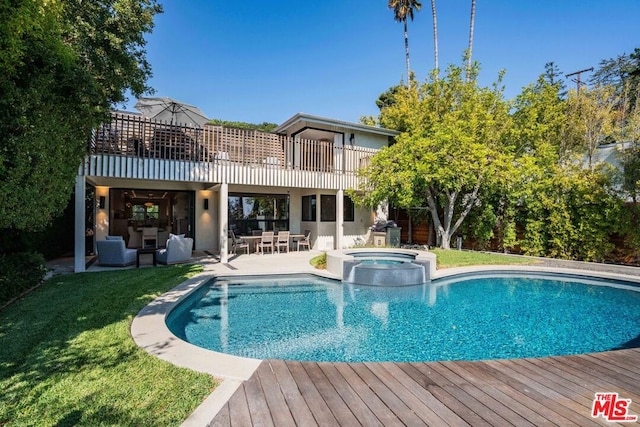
(219, 182, 229, 263)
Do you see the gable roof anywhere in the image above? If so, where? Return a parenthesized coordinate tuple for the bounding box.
(274, 113, 400, 137)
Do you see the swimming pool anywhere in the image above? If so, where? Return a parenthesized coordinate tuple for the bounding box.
(166, 273, 640, 362)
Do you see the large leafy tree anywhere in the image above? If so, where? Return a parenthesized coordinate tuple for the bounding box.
(355, 63, 512, 249)
(0, 0, 161, 232)
(388, 0, 422, 83)
(511, 74, 623, 261)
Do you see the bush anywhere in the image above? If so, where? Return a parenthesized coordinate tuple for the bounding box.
(0, 252, 48, 306)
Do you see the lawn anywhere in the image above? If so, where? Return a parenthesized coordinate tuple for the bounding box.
(431, 248, 540, 268)
(0, 265, 218, 427)
(310, 248, 538, 270)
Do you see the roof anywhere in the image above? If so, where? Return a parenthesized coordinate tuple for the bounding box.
(274, 113, 400, 137)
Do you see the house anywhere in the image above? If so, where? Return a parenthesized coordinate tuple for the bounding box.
(74, 112, 399, 271)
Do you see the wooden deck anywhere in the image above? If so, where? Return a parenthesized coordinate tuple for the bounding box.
(209, 348, 640, 426)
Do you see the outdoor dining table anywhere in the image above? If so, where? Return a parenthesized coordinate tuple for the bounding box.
(239, 233, 306, 254)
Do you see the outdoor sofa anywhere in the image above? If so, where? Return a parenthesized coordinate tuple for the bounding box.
(156, 234, 193, 265)
(96, 236, 137, 266)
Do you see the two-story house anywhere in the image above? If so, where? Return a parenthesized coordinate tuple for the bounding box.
(73, 112, 398, 271)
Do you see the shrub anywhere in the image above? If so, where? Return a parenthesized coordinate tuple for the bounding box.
(0, 252, 48, 306)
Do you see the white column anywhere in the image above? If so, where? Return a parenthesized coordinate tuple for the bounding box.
(336, 189, 343, 249)
(74, 175, 86, 272)
(219, 182, 229, 263)
(315, 190, 322, 250)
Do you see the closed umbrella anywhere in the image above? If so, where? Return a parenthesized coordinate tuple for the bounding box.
(134, 97, 209, 127)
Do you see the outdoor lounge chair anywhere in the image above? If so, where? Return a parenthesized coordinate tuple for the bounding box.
(97, 237, 137, 266)
(156, 234, 193, 265)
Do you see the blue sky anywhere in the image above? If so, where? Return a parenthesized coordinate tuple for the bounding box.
(122, 0, 640, 125)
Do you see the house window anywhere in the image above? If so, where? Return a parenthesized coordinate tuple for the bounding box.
(321, 195, 336, 222)
(344, 196, 355, 222)
(228, 193, 290, 234)
(302, 195, 316, 221)
(131, 204, 159, 221)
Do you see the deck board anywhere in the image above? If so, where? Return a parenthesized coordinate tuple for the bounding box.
(208, 349, 640, 426)
(267, 360, 317, 426)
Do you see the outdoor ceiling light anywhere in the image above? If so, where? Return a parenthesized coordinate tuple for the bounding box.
(144, 201, 154, 208)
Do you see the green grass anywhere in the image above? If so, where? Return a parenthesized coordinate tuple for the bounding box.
(431, 249, 540, 268)
(0, 265, 218, 426)
(310, 252, 327, 269)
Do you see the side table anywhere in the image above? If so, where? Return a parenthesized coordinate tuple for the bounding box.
(137, 248, 157, 268)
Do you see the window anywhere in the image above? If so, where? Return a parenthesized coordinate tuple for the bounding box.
(302, 195, 316, 221)
(131, 204, 159, 221)
(344, 196, 355, 222)
(321, 195, 336, 221)
(229, 193, 289, 234)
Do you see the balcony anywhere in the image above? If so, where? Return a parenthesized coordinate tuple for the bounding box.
(83, 113, 378, 189)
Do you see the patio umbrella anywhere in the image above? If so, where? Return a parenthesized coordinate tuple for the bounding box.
(134, 97, 209, 127)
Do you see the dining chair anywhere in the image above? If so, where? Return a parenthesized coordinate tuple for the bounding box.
(127, 225, 142, 248)
(257, 231, 274, 254)
(275, 231, 290, 253)
(297, 230, 311, 251)
(230, 230, 249, 255)
(141, 227, 158, 248)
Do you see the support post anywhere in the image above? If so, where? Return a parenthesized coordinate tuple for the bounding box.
(336, 189, 343, 249)
(219, 182, 229, 264)
(74, 175, 86, 272)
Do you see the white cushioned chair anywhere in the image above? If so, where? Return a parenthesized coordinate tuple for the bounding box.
(97, 236, 137, 266)
(156, 234, 193, 265)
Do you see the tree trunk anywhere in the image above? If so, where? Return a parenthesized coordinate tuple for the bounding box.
(404, 20, 411, 82)
(431, 0, 438, 77)
(466, 0, 476, 79)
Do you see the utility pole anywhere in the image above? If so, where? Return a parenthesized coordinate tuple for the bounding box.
(566, 67, 594, 95)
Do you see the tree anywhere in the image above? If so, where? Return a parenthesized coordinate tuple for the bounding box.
(510, 72, 623, 261)
(0, 0, 162, 233)
(430, 0, 439, 77)
(566, 85, 618, 168)
(388, 0, 422, 83)
(466, 0, 476, 79)
(591, 48, 640, 94)
(355, 63, 512, 249)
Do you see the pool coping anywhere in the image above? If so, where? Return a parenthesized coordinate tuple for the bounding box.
(130, 263, 640, 426)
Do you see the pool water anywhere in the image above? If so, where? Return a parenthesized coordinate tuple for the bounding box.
(166, 274, 640, 362)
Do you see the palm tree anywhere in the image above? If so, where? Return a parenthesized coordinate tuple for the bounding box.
(466, 0, 476, 80)
(389, 0, 422, 83)
(430, 0, 438, 79)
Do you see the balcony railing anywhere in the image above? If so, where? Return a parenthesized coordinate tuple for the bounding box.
(84, 112, 378, 187)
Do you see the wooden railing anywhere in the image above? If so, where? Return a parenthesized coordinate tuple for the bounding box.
(85, 112, 378, 185)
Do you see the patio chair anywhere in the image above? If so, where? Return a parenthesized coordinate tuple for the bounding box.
(257, 231, 274, 254)
(230, 230, 249, 255)
(97, 237, 137, 267)
(156, 234, 193, 265)
(275, 231, 290, 253)
(297, 230, 312, 251)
